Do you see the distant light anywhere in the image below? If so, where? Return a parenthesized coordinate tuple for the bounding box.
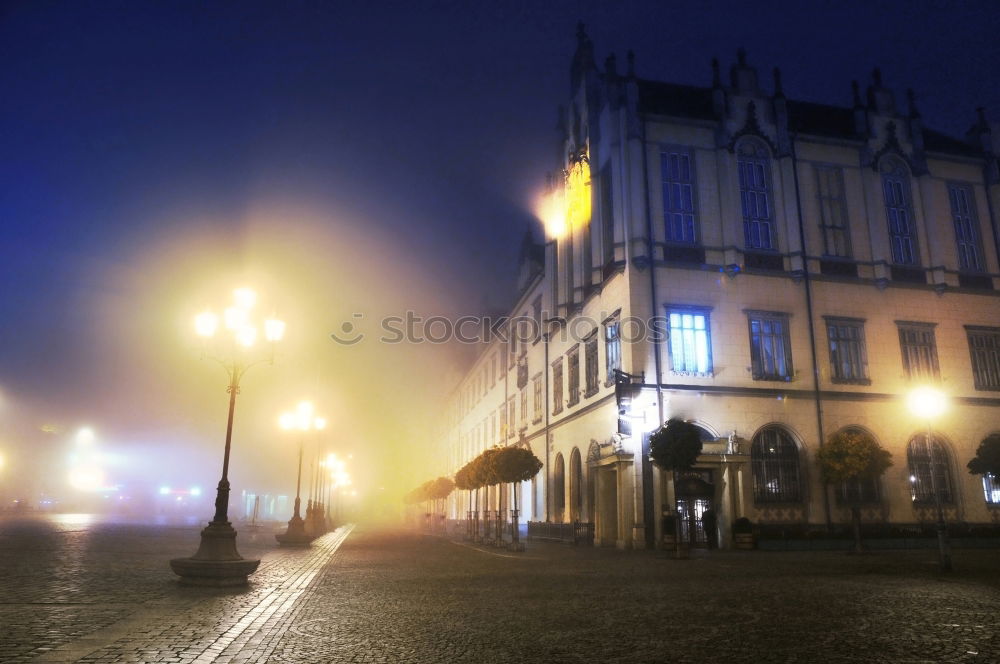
(236, 325, 257, 347)
(279, 412, 296, 431)
(159, 486, 170, 495)
(314, 417, 327, 431)
(296, 401, 314, 430)
(907, 387, 947, 419)
(68, 466, 105, 491)
(264, 317, 286, 342)
(233, 287, 257, 310)
(194, 311, 219, 338)
(190, 487, 201, 496)
(76, 427, 96, 445)
(224, 306, 247, 331)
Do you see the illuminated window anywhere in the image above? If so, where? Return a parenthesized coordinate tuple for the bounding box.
(737, 140, 774, 250)
(552, 358, 564, 415)
(825, 317, 869, 384)
(567, 347, 580, 407)
(949, 184, 984, 272)
(667, 307, 712, 375)
(907, 434, 952, 504)
(751, 426, 802, 503)
(661, 149, 697, 244)
(604, 319, 621, 383)
(897, 322, 939, 381)
(983, 474, 1000, 505)
(967, 326, 1000, 391)
(747, 311, 792, 381)
(881, 159, 917, 265)
(584, 335, 599, 397)
(816, 166, 851, 258)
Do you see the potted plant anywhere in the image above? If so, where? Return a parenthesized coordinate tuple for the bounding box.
(733, 517, 754, 549)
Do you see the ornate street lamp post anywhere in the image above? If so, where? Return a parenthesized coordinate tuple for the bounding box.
(907, 386, 952, 572)
(170, 287, 285, 586)
(276, 403, 325, 546)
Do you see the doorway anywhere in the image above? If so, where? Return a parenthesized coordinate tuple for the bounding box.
(674, 470, 715, 547)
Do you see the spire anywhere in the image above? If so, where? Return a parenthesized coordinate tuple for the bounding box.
(570, 22, 596, 94)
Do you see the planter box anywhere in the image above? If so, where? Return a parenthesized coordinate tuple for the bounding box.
(734, 533, 755, 550)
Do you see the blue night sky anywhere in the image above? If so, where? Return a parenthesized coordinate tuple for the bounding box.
(2, 1, 999, 492)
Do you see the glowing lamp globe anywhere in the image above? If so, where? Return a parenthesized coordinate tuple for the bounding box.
(907, 386, 947, 420)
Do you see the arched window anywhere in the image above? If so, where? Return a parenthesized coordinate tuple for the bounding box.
(553, 453, 566, 521)
(833, 427, 881, 505)
(983, 474, 1000, 505)
(751, 426, 802, 503)
(569, 448, 584, 521)
(737, 140, 774, 250)
(880, 158, 917, 266)
(907, 434, 952, 504)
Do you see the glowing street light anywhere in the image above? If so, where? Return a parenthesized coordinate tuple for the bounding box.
(906, 386, 951, 572)
(276, 404, 327, 546)
(170, 287, 285, 586)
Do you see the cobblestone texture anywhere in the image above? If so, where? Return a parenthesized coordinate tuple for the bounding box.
(2, 515, 1000, 663)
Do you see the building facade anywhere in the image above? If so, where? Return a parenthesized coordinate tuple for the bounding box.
(440, 28, 1000, 549)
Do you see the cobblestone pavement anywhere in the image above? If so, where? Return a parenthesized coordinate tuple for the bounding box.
(3, 516, 1000, 663)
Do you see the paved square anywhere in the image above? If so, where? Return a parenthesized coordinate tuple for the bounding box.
(2, 516, 999, 663)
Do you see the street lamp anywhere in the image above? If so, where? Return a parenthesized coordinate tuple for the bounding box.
(906, 386, 952, 572)
(170, 287, 285, 586)
(275, 402, 325, 546)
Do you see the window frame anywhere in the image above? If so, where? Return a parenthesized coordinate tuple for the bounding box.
(824, 316, 870, 385)
(666, 305, 713, 376)
(584, 332, 599, 398)
(552, 357, 564, 415)
(737, 139, 776, 251)
(948, 182, 985, 273)
(566, 346, 581, 407)
(750, 426, 803, 504)
(660, 146, 700, 246)
(880, 159, 919, 266)
(907, 434, 953, 505)
(604, 317, 622, 385)
(966, 325, 1000, 391)
(815, 165, 852, 258)
(897, 321, 940, 382)
(746, 310, 793, 381)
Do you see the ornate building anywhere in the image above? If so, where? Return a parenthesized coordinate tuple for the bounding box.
(440, 26, 1000, 549)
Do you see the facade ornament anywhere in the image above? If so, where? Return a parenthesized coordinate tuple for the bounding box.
(727, 431, 740, 455)
(728, 101, 778, 154)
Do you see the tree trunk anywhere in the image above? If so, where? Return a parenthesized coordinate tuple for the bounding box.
(851, 505, 863, 554)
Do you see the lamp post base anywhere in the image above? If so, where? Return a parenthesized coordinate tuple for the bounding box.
(170, 521, 260, 586)
(275, 515, 312, 547)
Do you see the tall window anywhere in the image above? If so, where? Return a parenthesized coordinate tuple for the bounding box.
(737, 141, 774, 250)
(604, 319, 622, 383)
(816, 166, 851, 257)
(662, 149, 697, 244)
(751, 426, 802, 503)
(490, 413, 497, 444)
(949, 184, 984, 272)
(567, 347, 580, 406)
(881, 159, 917, 265)
(825, 317, 869, 384)
(983, 474, 1000, 505)
(553, 453, 566, 521)
(519, 390, 527, 424)
(552, 359, 564, 415)
(507, 396, 515, 437)
(532, 374, 543, 422)
(907, 434, 952, 504)
(667, 307, 712, 375)
(967, 326, 1000, 391)
(897, 322, 940, 381)
(747, 311, 792, 381)
(498, 404, 507, 438)
(584, 335, 599, 397)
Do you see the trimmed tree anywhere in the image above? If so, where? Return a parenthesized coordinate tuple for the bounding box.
(492, 446, 543, 550)
(967, 433, 1000, 478)
(817, 429, 892, 553)
(649, 419, 704, 550)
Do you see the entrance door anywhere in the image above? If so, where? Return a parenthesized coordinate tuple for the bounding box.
(674, 471, 715, 547)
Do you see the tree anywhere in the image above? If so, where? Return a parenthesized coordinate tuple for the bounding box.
(817, 429, 892, 553)
(490, 446, 542, 550)
(649, 419, 703, 473)
(967, 433, 1000, 477)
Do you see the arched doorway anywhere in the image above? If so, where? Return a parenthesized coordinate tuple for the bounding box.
(569, 448, 584, 522)
(553, 453, 566, 522)
(674, 472, 715, 547)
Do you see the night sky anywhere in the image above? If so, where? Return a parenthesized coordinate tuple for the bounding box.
(2, 1, 1000, 500)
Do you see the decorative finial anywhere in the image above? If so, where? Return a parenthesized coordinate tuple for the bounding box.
(872, 67, 883, 87)
(851, 80, 862, 107)
(626, 50, 635, 77)
(907, 88, 920, 118)
(773, 67, 783, 97)
(737, 47, 747, 66)
(711, 57, 721, 87)
(605, 53, 617, 76)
